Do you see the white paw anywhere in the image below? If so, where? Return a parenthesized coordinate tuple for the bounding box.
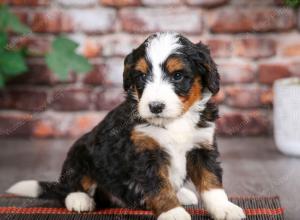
(176, 187, 198, 205)
(65, 192, 95, 213)
(208, 201, 246, 220)
(157, 207, 191, 220)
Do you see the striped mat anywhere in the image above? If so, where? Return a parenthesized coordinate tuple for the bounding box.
(0, 195, 284, 220)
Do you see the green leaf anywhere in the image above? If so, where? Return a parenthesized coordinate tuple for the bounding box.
(284, 0, 300, 7)
(7, 15, 31, 34)
(0, 73, 5, 88)
(45, 51, 70, 80)
(52, 37, 78, 52)
(0, 4, 30, 34)
(46, 37, 92, 80)
(0, 50, 27, 75)
(70, 54, 92, 73)
(0, 5, 10, 31)
(0, 32, 8, 49)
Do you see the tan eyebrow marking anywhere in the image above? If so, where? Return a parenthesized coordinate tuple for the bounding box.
(166, 57, 185, 74)
(135, 58, 149, 74)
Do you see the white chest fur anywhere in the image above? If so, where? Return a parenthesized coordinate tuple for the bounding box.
(135, 107, 215, 191)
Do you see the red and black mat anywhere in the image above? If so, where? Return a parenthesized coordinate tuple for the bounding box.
(0, 195, 284, 220)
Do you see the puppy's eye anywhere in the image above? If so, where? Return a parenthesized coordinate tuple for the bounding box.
(172, 72, 183, 82)
(137, 74, 146, 82)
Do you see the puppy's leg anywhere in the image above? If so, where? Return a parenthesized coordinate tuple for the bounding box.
(187, 149, 245, 220)
(145, 166, 191, 220)
(60, 172, 96, 212)
(58, 150, 97, 212)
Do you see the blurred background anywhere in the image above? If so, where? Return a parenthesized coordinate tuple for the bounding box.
(0, 0, 299, 138)
(0, 0, 300, 219)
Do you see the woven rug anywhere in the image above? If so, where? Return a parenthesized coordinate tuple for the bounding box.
(0, 195, 284, 220)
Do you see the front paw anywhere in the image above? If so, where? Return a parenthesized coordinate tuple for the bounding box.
(65, 192, 95, 213)
(157, 207, 191, 220)
(208, 201, 246, 220)
(176, 187, 198, 205)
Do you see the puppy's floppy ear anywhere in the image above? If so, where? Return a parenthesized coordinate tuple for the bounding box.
(194, 42, 220, 95)
(123, 51, 134, 91)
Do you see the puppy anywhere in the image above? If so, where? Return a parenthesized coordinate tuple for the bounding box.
(7, 33, 245, 220)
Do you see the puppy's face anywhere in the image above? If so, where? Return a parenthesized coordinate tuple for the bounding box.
(123, 33, 219, 126)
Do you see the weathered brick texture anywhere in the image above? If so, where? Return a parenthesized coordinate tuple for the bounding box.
(208, 7, 296, 33)
(120, 8, 203, 34)
(0, 0, 299, 138)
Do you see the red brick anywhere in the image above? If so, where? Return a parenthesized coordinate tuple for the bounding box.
(279, 34, 300, 56)
(281, 43, 300, 56)
(299, 8, 300, 31)
(216, 111, 270, 136)
(32, 112, 107, 138)
(274, 0, 285, 5)
(212, 89, 225, 104)
(96, 87, 125, 110)
(120, 8, 203, 34)
(231, 0, 275, 5)
(84, 64, 106, 85)
(99, 34, 144, 57)
(31, 11, 73, 33)
(208, 7, 296, 33)
(260, 88, 273, 105)
(73, 37, 102, 58)
(259, 63, 291, 84)
(0, 113, 34, 137)
(186, 0, 228, 7)
(51, 88, 92, 111)
(0, 89, 48, 111)
(234, 37, 276, 59)
(8, 62, 76, 85)
(8, 63, 54, 85)
(1, 0, 49, 6)
(206, 39, 232, 58)
(68, 113, 107, 137)
(101, 0, 140, 7)
(218, 62, 255, 84)
(225, 85, 262, 108)
(288, 61, 300, 77)
(103, 58, 125, 85)
(12, 10, 28, 25)
(66, 9, 117, 34)
(142, 0, 182, 6)
(57, 0, 98, 7)
(12, 36, 51, 57)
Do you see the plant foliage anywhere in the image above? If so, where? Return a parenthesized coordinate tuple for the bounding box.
(284, 0, 300, 8)
(0, 4, 30, 87)
(0, 4, 92, 87)
(45, 37, 92, 80)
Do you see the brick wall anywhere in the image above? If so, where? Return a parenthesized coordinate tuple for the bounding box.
(0, 0, 299, 138)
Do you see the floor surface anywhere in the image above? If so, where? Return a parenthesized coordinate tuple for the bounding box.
(0, 137, 299, 219)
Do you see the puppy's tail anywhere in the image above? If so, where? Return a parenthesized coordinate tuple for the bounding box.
(6, 180, 68, 200)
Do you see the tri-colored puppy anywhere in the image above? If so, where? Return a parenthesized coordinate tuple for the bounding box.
(8, 33, 245, 220)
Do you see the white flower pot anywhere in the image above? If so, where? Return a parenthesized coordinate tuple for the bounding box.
(274, 77, 300, 156)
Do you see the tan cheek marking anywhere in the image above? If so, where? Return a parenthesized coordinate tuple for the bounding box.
(166, 57, 185, 74)
(131, 130, 159, 152)
(180, 77, 202, 113)
(81, 176, 96, 192)
(135, 58, 148, 74)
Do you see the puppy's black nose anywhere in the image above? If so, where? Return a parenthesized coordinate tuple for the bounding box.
(149, 102, 165, 114)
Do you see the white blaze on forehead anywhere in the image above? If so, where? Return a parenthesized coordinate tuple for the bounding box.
(146, 33, 181, 64)
(146, 32, 182, 79)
